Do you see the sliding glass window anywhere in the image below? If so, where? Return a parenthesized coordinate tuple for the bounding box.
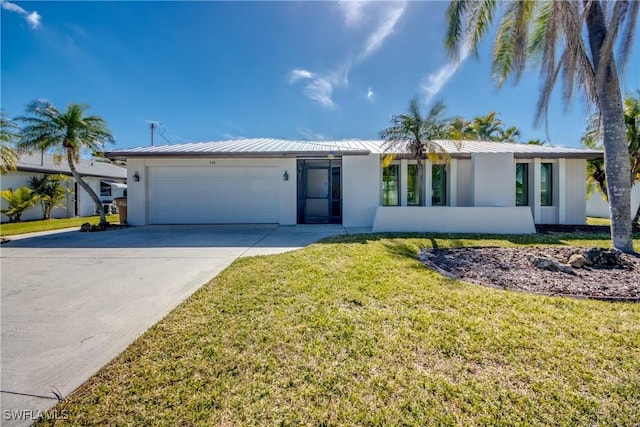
(382, 165, 399, 206)
(515, 163, 529, 206)
(540, 163, 553, 206)
(407, 164, 421, 206)
(432, 164, 446, 206)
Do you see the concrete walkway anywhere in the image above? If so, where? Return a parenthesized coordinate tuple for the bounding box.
(0, 225, 368, 425)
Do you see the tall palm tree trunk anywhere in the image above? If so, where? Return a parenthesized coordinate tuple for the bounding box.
(586, 1, 633, 253)
(66, 149, 107, 226)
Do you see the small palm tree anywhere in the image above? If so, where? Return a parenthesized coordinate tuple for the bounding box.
(379, 98, 451, 206)
(1, 187, 40, 222)
(29, 174, 70, 220)
(446, 0, 638, 252)
(17, 101, 115, 225)
(1, 111, 19, 174)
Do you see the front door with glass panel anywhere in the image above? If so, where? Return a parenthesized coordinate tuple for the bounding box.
(297, 159, 342, 224)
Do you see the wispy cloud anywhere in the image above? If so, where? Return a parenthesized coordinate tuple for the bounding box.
(338, 1, 368, 27)
(367, 87, 375, 101)
(1, 0, 41, 28)
(359, 2, 406, 60)
(288, 63, 350, 110)
(290, 1, 406, 109)
(289, 69, 314, 83)
(420, 44, 470, 103)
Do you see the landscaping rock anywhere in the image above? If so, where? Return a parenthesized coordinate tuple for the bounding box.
(79, 222, 128, 232)
(420, 246, 640, 301)
(568, 254, 588, 268)
(529, 255, 573, 274)
(583, 248, 631, 269)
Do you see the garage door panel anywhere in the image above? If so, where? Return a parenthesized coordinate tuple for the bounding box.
(149, 167, 279, 224)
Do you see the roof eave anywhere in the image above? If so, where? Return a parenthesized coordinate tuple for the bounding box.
(104, 150, 371, 159)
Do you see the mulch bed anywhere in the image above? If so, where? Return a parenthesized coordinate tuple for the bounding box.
(420, 246, 640, 302)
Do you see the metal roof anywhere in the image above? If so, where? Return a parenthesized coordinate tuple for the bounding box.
(15, 152, 127, 179)
(104, 138, 601, 160)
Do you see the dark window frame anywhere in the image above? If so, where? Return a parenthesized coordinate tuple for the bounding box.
(515, 163, 529, 206)
(540, 162, 553, 207)
(382, 164, 400, 206)
(432, 164, 447, 206)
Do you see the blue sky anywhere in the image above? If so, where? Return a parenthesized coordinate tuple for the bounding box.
(2, 1, 639, 150)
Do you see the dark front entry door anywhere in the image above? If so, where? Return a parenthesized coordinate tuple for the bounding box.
(297, 159, 342, 224)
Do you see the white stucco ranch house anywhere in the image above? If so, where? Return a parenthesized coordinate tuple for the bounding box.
(105, 138, 600, 234)
(1, 152, 127, 222)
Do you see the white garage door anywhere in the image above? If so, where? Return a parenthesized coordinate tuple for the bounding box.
(148, 166, 279, 224)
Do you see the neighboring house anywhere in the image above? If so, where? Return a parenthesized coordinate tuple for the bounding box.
(105, 139, 599, 234)
(1, 152, 127, 222)
(586, 182, 640, 220)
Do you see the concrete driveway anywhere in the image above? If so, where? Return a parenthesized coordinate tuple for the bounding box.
(1, 224, 361, 425)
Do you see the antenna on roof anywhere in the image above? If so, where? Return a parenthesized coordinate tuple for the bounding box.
(145, 120, 162, 146)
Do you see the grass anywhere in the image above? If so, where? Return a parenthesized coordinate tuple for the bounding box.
(586, 216, 611, 226)
(0, 215, 120, 237)
(39, 233, 640, 426)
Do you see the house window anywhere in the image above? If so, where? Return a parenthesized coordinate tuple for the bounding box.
(407, 164, 421, 206)
(100, 182, 112, 197)
(540, 163, 553, 206)
(382, 165, 399, 206)
(515, 163, 529, 206)
(432, 164, 446, 206)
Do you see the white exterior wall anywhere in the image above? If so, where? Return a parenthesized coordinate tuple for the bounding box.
(78, 178, 102, 217)
(342, 154, 380, 227)
(587, 182, 640, 220)
(564, 159, 587, 224)
(373, 206, 536, 234)
(126, 157, 296, 226)
(456, 159, 472, 207)
(0, 171, 98, 222)
(471, 153, 515, 207)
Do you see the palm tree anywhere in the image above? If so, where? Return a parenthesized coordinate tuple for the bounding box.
(446, 0, 638, 253)
(470, 112, 505, 140)
(379, 97, 451, 206)
(17, 101, 115, 225)
(1, 187, 40, 222)
(1, 111, 19, 174)
(29, 174, 70, 220)
(498, 126, 521, 142)
(449, 117, 475, 140)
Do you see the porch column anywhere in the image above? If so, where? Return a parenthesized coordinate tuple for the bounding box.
(533, 158, 541, 223)
(448, 159, 458, 207)
(400, 159, 408, 206)
(558, 158, 567, 224)
(423, 159, 432, 206)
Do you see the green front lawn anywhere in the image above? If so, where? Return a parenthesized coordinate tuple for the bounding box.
(1, 215, 119, 237)
(586, 216, 612, 226)
(40, 233, 640, 425)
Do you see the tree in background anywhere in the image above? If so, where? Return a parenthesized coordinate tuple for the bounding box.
(1, 187, 40, 222)
(29, 174, 71, 220)
(449, 112, 521, 142)
(380, 98, 452, 206)
(1, 111, 19, 174)
(446, 0, 638, 252)
(583, 90, 640, 225)
(17, 101, 115, 226)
